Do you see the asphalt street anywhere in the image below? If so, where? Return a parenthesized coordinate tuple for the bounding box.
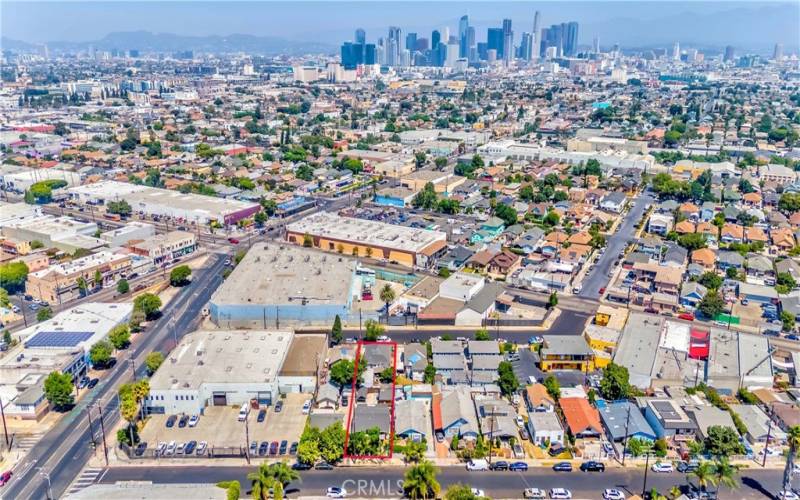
(579, 192, 654, 298)
(2, 253, 228, 500)
(96, 464, 787, 499)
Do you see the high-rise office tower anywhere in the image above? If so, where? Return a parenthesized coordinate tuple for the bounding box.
(459, 15, 469, 58)
(442, 27, 450, 44)
(532, 10, 541, 61)
(563, 22, 579, 57)
(431, 30, 441, 51)
(445, 41, 459, 67)
(465, 26, 476, 61)
(672, 42, 680, 61)
(773, 43, 784, 61)
(416, 38, 429, 52)
(502, 18, 513, 64)
(364, 44, 376, 65)
(406, 33, 417, 52)
(341, 42, 364, 69)
(520, 32, 533, 61)
(593, 36, 600, 54)
(487, 28, 504, 59)
(388, 26, 402, 66)
(477, 42, 488, 61)
(723, 45, 735, 62)
(355, 29, 366, 45)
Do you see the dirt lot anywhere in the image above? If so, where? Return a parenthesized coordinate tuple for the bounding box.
(140, 393, 311, 450)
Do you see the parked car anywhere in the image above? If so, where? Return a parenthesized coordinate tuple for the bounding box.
(196, 441, 207, 456)
(134, 442, 147, 456)
(258, 441, 269, 456)
(523, 488, 546, 499)
(326, 486, 348, 498)
(471, 489, 486, 498)
(678, 312, 695, 321)
(269, 441, 279, 455)
(315, 462, 334, 470)
(677, 460, 699, 473)
(580, 461, 605, 472)
(777, 490, 800, 500)
(184, 440, 197, 455)
(275, 400, 284, 412)
(603, 488, 626, 499)
(528, 336, 544, 344)
(549, 488, 572, 499)
(178, 415, 189, 428)
(289, 442, 298, 455)
(0, 471, 12, 486)
(552, 462, 573, 472)
(301, 399, 311, 414)
(188, 415, 199, 427)
(466, 459, 490, 471)
(292, 462, 312, 471)
(165, 415, 177, 428)
(509, 461, 528, 472)
(257, 409, 267, 423)
(175, 442, 186, 455)
(490, 460, 509, 471)
(651, 462, 674, 473)
(87, 378, 99, 389)
(228, 238, 240, 244)
(519, 428, 530, 441)
(279, 440, 288, 455)
(249, 441, 258, 455)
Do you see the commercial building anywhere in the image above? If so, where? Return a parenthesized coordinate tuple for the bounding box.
(0, 302, 132, 420)
(1, 215, 104, 253)
(146, 329, 295, 415)
(68, 180, 261, 226)
(100, 222, 156, 247)
(127, 230, 198, 264)
(539, 335, 595, 372)
(209, 243, 359, 327)
(26, 250, 132, 303)
(0, 166, 82, 192)
(286, 212, 447, 268)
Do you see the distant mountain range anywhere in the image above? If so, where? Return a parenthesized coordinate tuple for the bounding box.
(1, 30, 336, 55)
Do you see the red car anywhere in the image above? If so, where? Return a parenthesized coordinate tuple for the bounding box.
(0, 470, 12, 486)
(228, 238, 240, 244)
(598, 287, 606, 295)
(678, 313, 695, 321)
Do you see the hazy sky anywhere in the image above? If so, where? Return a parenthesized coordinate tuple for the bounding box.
(2, 1, 798, 51)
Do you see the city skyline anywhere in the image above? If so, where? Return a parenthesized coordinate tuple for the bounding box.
(2, 1, 799, 55)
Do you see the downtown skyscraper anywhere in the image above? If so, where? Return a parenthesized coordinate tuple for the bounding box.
(502, 18, 513, 64)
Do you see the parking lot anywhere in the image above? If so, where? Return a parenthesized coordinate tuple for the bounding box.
(510, 348, 594, 388)
(140, 393, 311, 454)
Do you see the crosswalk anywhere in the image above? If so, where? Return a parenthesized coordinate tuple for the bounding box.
(65, 467, 104, 496)
(13, 432, 43, 453)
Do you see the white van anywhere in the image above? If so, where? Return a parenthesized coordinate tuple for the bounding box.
(237, 403, 248, 421)
(466, 459, 489, 471)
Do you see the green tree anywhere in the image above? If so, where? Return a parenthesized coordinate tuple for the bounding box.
(0, 261, 29, 292)
(108, 324, 131, 349)
(318, 422, 345, 463)
(493, 203, 518, 227)
(423, 364, 436, 384)
(547, 292, 558, 309)
(497, 361, 519, 396)
(713, 457, 739, 495)
(133, 293, 162, 319)
(93, 269, 103, 287)
(303, 233, 313, 247)
(364, 319, 384, 341)
(331, 315, 343, 345)
(403, 460, 441, 500)
(43, 371, 75, 409)
(412, 182, 438, 210)
(77, 276, 88, 296)
(704, 425, 745, 456)
(782, 311, 796, 332)
(783, 426, 800, 495)
(474, 328, 490, 341)
(599, 363, 632, 400)
(678, 233, 708, 251)
(403, 440, 426, 464)
(169, 265, 192, 286)
(698, 291, 725, 319)
(145, 351, 165, 374)
(36, 307, 53, 322)
(779, 193, 800, 213)
(698, 272, 723, 290)
(444, 484, 481, 500)
(107, 199, 132, 216)
(543, 375, 560, 401)
(89, 340, 114, 367)
(690, 461, 718, 494)
(379, 284, 396, 316)
(116, 279, 130, 294)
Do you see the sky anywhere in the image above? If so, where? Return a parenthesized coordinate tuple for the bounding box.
(2, 1, 798, 52)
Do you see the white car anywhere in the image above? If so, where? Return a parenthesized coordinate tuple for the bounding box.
(778, 491, 800, 500)
(196, 441, 208, 455)
(523, 488, 546, 499)
(377, 335, 391, 341)
(651, 462, 674, 473)
(471, 488, 485, 497)
(302, 399, 312, 415)
(188, 415, 199, 427)
(326, 487, 348, 498)
(165, 440, 177, 456)
(549, 488, 572, 499)
(156, 442, 167, 455)
(516, 415, 525, 428)
(603, 489, 626, 500)
(175, 442, 185, 454)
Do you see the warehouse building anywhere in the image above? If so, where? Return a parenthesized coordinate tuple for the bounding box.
(1, 215, 104, 253)
(286, 212, 447, 268)
(209, 243, 360, 327)
(68, 180, 261, 226)
(26, 250, 132, 303)
(146, 329, 294, 415)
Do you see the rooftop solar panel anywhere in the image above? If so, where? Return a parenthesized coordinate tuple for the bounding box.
(25, 331, 94, 348)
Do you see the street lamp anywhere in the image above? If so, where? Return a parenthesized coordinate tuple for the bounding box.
(37, 468, 53, 500)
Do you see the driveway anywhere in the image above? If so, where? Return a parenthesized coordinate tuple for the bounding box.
(511, 348, 598, 388)
(579, 192, 654, 298)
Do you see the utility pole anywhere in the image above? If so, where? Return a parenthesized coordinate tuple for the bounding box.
(37, 469, 53, 500)
(763, 419, 772, 467)
(96, 403, 109, 466)
(86, 408, 97, 448)
(621, 403, 631, 466)
(641, 452, 651, 497)
(129, 356, 136, 382)
(244, 407, 251, 464)
(0, 397, 9, 449)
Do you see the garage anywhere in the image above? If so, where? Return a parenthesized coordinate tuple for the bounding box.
(212, 393, 228, 406)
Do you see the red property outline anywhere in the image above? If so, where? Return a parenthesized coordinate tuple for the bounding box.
(342, 340, 397, 459)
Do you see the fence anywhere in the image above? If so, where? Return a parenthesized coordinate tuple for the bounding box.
(121, 442, 246, 460)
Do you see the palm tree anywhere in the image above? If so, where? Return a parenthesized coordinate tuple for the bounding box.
(690, 461, 718, 494)
(403, 460, 440, 500)
(247, 463, 273, 500)
(247, 462, 299, 500)
(379, 283, 396, 317)
(713, 457, 739, 495)
(263, 461, 299, 490)
(784, 426, 800, 494)
(668, 485, 682, 499)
